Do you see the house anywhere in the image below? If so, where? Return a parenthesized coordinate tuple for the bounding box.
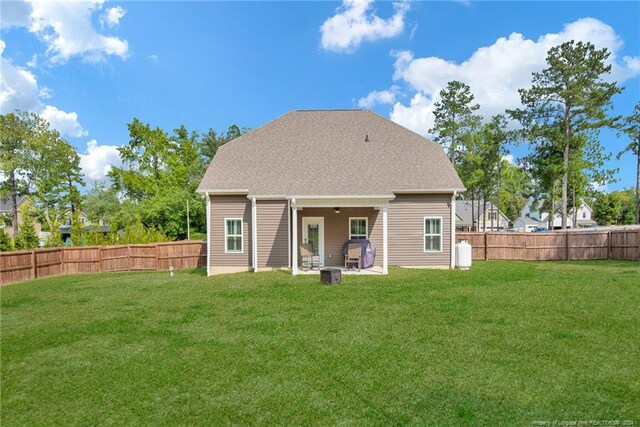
(196, 110, 465, 275)
(519, 200, 597, 229)
(58, 209, 110, 243)
(455, 200, 510, 232)
(0, 196, 44, 239)
(512, 215, 546, 232)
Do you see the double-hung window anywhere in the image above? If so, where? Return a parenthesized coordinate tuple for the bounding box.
(225, 218, 243, 253)
(349, 217, 368, 240)
(424, 217, 442, 252)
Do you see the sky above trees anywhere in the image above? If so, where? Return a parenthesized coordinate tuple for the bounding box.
(1, 0, 638, 190)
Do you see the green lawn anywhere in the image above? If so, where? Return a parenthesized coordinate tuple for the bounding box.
(1, 261, 639, 426)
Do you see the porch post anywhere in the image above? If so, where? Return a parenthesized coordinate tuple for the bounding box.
(292, 200, 298, 275)
(251, 197, 258, 272)
(382, 205, 388, 275)
(206, 192, 211, 276)
(451, 191, 456, 269)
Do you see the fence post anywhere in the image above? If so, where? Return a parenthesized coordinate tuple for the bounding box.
(128, 245, 131, 271)
(155, 244, 159, 271)
(61, 247, 65, 275)
(98, 246, 103, 272)
(565, 232, 570, 261)
(607, 231, 611, 260)
(31, 250, 36, 279)
(484, 233, 488, 260)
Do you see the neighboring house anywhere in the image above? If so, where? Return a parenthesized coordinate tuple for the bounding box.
(58, 209, 110, 243)
(196, 110, 465, 275)
(519, 200, 596, 229)
(455, 200, 510, 232)
(0, 196, 44, 239)
(512, 215, 546, 232)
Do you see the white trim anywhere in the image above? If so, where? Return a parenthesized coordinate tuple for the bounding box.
(393, 188, 465, 194)
(289, 194, 395, 200)
(292, 203, 298, 275)
(302, 217, 325, 266)
(206, 192, 211, 276)
(251, 198, 257, 272)
(348, 217, 368, 240)
(450, 192, 456, 269)
(248, 195, 289, 200)
(423, 216, 443, 253)
(224, 218, 243, 254)
(382, 205, 388, 275)
(287, 199, 291, 268)
(196, 189, 249, 195)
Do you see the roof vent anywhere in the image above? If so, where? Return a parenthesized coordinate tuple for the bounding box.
(365, 134, 369, 142)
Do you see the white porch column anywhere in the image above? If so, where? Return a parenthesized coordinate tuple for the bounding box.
(451, 192, 456, 269)
(292, 200, 298, 275)
(251, 197, 258, 272)
(382, 205, 388, 275)
(206, 192, 211, 276)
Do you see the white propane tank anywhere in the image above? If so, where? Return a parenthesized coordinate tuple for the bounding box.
(455, 240, 472, 270)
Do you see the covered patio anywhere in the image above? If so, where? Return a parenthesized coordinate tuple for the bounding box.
(289, 196, 391, 276)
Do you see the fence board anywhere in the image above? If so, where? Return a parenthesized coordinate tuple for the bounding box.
(456, 230, 639, 262)
(1, 240, 206, 285)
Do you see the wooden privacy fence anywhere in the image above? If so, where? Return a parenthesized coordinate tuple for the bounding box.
(457, 230, 640, 261)
(0, 241, 206, 285)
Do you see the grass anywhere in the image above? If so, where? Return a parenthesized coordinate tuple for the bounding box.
(1, 261, 639, 426)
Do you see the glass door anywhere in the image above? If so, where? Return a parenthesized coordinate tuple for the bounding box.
(302, 217, 324, 266)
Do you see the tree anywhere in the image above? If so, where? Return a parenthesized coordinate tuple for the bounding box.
(593, 193, 622, 225)
(0, 228, 13, 252)
(509, 41, 621, 229)
(428, 81, 481, 168)
(0, 112, 39, 236)
(617, 102, 640, 224)
(14, 210, 39, 250)
(498, 162, 533, 223)
(83, 182, 122, 227)
(200, 124, 247, 164)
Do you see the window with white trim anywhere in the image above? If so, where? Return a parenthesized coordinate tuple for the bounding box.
(349, 217, 368, 240)
(424, 217, 442, 252)
(225, 219, 243, 253)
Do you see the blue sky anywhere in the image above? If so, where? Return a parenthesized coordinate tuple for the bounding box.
(1, 1, 639, 190)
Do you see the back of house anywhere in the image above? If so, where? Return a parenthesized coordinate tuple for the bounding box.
(197, 109, 465, 275)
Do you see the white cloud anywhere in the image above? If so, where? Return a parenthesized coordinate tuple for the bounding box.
(100, 6, 126, 28)
(357, 86, 399, 108)
(0, 0, 32, 28)
(40, 105, 87, 137)
(320, 0, 410, 53)
(0, 39, 41, 113)
(24, 0, 128, 64)
(1, 40, 86, 138)
(502, 154, 515, 165)
(79, 139, 122, 181)
(384, 18, 640, 136)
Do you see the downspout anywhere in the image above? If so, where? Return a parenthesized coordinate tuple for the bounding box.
(251, 198, 258, 272)
(451, 191, 456, 269)
(206, 192, 211, 276)
(287, 199, 291, 268)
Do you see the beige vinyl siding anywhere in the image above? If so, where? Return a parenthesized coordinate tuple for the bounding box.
(388, 193, 451, 267)
(256, 200, 288, 268)
(297, 208, 382, 267)
(210, 195, 252, 268)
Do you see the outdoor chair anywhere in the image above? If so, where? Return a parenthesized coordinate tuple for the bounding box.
(344, 243, 361, 271)
(300, 243, 320, 270)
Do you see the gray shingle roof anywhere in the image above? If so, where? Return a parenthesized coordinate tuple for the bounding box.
(197, 110, 464, 197)
(0, 196, 26, 213)
(455, 200, 507, 226)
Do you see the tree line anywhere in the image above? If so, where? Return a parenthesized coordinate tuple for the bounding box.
(429, 40, 639, 230)
(0, 111, 246, 251)
(1, 40, 639, 252)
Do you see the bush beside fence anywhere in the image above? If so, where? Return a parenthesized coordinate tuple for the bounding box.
(1, 241, 206, 285)
(457, 230, 640, 261)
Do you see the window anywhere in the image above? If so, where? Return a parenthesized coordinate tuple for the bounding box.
(424, 217, 442, 252)
(225, 219, 243, 253)
(349, 217, 368, 240)
(582, 211, 586, 219)
(489, 211, 497, 221)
